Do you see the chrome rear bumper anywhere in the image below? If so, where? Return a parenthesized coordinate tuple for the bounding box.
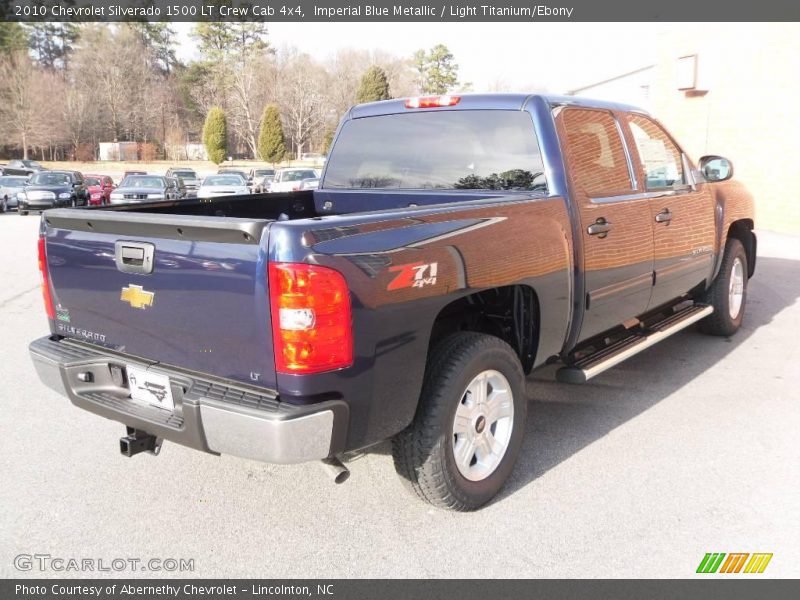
(29, 336, 347, 464)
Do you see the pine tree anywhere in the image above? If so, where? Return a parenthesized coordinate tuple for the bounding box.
(257, 105, 286, 163)
(413, 44, 460, 95)
(321, 126, 336, 155)
(0, 23, 28, 55)
(355, 66, 390, 104)
(202, 107, 227, 164)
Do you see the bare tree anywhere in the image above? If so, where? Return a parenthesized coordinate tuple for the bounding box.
(73, 26, 157, 143)
(0, 51, 52, 158)
(61, 83, 95, 157)
(230, 58, 266, 157)
(190, 23, 273, 157)
(276, 51, 328, 158)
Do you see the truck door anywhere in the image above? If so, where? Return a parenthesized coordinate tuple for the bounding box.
(555, 107, 655, 341)
(624, 114, 717, 310)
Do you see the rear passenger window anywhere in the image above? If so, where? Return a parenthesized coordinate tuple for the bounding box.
(628, 115, 686, 189)
(560, 109, 633, 197)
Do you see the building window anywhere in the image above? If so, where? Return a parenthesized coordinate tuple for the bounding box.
(676, 55, 698, 90)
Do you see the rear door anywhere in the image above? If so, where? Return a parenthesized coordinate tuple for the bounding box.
(44, 211, 277, 390)
(555, 107, 655, 341)
(625, 114, 716, 309)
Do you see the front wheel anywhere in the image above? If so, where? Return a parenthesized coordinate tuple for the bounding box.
(700, 237, 748, 336)
(19, 210, 28, 216)
(1, 197, 6, 213)
(392, 332, 527, 511)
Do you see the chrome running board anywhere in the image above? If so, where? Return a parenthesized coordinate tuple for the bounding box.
(556, 304, 714, 384)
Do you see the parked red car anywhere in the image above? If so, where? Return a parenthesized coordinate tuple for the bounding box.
(83, 175, 115, 206)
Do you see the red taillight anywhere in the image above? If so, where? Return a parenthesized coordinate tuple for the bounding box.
(404, 95, 461, 109)
(37, 236, 55, 320)
(268, 262, 353, 374)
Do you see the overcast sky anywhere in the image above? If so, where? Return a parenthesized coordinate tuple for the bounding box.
(173, 22, 668, 93)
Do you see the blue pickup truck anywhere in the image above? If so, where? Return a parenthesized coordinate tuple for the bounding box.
(30, 94, 755, 510)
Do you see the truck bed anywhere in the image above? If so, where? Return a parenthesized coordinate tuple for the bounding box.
(93, 190, 319, 221)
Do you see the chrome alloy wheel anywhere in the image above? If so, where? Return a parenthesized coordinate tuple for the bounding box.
(729, 257, 745, 319)
(452, 369, 514, 481)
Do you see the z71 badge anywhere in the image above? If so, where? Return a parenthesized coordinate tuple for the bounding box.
(387, 262, 438, 290)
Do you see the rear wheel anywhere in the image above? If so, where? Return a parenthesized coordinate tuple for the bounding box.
(700, 237, 748, 336)
(19, 210, 28, 216)
(392, 332, 527, 511)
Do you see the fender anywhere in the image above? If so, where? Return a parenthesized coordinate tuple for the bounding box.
(708, 178, 756, 281)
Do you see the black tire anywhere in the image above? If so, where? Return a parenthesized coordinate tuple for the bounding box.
(1, 197, 6, 213)
(699, 237, 748, 336)
(19, 210, 28, 216)
(392, 332, 528, 511)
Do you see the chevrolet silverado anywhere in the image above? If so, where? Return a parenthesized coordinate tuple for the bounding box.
(29, 94, 755, 510)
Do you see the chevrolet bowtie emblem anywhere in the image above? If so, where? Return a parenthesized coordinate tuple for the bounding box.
(120, 284, 155, 309)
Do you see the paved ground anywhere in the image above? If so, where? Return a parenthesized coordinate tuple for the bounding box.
(1, 211, 798, 578)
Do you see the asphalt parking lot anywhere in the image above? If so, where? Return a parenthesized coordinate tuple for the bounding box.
(1, 210, 798, 578)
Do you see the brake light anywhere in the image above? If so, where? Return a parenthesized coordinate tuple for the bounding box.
(37, 236, 55, 320)
(268, 262, 353, 374)
(404, 95, 461, 109)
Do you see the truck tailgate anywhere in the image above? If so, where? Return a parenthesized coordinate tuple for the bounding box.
(42, 209, 277, 390)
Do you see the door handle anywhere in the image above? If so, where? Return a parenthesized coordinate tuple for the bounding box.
(115, 241, 155, 274)
(655, 209, 673, 223)
(587, 218, 612, 237)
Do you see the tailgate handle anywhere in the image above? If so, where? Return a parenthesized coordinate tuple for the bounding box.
(115, 241, 154, 274)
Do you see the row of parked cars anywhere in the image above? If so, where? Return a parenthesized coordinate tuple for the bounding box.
(0, 163, 322, 213)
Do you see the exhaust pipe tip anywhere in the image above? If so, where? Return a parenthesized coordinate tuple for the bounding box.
(321, 457, 350, 484)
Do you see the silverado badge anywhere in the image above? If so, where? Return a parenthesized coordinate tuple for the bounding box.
(120, 284, 155, 309)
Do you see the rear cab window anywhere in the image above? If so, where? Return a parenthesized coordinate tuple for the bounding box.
(323, 110, 547, 193)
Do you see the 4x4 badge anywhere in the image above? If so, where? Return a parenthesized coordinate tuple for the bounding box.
(387, 262, 439, 290)
(120, 284, 155, 309)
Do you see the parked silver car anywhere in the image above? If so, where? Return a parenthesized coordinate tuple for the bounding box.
(249, 168, 276, 193)
(197, 174, 250, 199)
(0, 175, 29, 212)
(268, 168, 320, 193)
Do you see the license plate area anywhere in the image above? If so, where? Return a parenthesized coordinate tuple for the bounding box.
(126, 365, 175, 411)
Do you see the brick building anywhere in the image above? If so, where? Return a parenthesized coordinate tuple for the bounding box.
(570, 23, 800, 234)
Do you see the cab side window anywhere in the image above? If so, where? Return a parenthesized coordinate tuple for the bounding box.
(561, 108, 633, 197)
(628, 115, 686, 190)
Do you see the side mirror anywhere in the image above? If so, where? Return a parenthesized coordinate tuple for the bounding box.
(699, 155, 733, 182)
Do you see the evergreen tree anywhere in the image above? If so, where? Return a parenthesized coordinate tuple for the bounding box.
(413, 44, 460, 94)
(126, 23, 178, 74)
(321, 126, 336, 155)
(355, 66, 390, 103)
(26, 23, 80, 71)
(202, 107, 227, 164)
(192, 22, 270, 63)
(257, 105, 286, 163)
(0, 23, 28, 55)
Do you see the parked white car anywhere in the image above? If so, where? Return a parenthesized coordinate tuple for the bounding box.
(268, 168, 320, 193)
(197, 175, 250, 199)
